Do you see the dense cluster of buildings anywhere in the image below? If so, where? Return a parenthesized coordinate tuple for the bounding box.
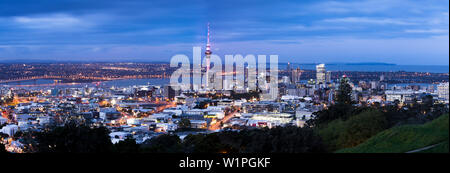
(1, 27, 448, 153)
(2, 62, 447, 153)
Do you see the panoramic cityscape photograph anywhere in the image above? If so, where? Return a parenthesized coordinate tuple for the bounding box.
(1, 0, 449, 171)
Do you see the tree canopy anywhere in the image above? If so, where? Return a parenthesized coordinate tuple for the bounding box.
(30, 122, 113, 153)
(336, 76, 352, 105)
(178, 118, 191, 129)
(0, 143, 6, 153)
(318, 109, 388, 151)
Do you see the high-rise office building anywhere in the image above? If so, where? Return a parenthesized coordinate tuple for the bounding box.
(286, 62, 291, 72)
(316, 64, 326, 84)
(286, 62, 292, 84)
(326, 71, 331, 83)
(164, 85, 176, 100)
(291, 67, 300, 84)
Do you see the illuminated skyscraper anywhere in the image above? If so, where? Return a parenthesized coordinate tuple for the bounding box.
(291, 67, 300, 84)
(316, 64, 326, 84)
(326, 71, 332, 83)
(286, 62, 291, 72)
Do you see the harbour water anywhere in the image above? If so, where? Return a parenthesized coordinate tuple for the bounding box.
(1, 78, 171, 89)
(0, 78, 440, 90)
(281, 64, 449, 73)
(1, 64, 447, 89)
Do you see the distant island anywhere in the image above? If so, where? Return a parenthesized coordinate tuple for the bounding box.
(278, 62, 397, 66)
(342, 62, 396, 66)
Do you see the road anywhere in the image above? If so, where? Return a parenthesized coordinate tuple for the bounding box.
(5, 82, 82, 87)
(208, 111, 237, 131)
(117, 101, 176, 125)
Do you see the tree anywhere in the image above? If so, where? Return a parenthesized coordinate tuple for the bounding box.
(34, 123, 113, 153)
(336, 76, 352, 105)
(139, 126, 325, 153)
(230, 90, 260, 100)
(0, 132, 8, 139)
(0, 143, 6, 153)
(316, 119, 346, 152)
(308, 76, 354, 127)
(141, 134, 182, 153)
(252, 126, 324, 153)
(337, 110, 387, 148)
(420, 95, 434, 113)
(114, 136, 140, 153)
(183, 133, 229, 153)
(178, 118, 191, 129)
(182, 126, 325, 153)
(318, 109, 388, 151)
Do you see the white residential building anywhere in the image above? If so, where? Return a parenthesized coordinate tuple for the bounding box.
(385, 90, 416, 104)
(1, 124, 19, 136)
(437, 82, 449, 102)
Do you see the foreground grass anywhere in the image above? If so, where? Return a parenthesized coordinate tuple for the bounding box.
(417, 140, 449, 153)
(337, 114, 449, 153)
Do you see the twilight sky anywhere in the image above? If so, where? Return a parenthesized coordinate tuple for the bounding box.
(0, 0, 448, 65)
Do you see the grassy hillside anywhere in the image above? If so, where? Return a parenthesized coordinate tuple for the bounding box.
(337, 114, 449, 153)
(417, 140, 449, 153)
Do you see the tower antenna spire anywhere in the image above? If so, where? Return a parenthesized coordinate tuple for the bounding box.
(205, 22, 212, 55)
(204, 22, 212, 89)
(207, 22, 210, 44)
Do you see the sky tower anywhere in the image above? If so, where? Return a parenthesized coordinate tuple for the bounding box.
(204, 23, 212, 89)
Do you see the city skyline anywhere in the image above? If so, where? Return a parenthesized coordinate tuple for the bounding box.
(0, 0, 449, 65)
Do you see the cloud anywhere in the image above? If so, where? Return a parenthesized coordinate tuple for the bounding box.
(2, 34, 447, 65)
(405, 29, 449, 34)
(310, 0, 447, 15)
(212, 35, 449, 65)
(286, 25, 350, 31)
(322, 17, 416, 25)
(0, 0, 448, 65)
(312, 0, 401, 14)
(13, 14, 90, 29)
